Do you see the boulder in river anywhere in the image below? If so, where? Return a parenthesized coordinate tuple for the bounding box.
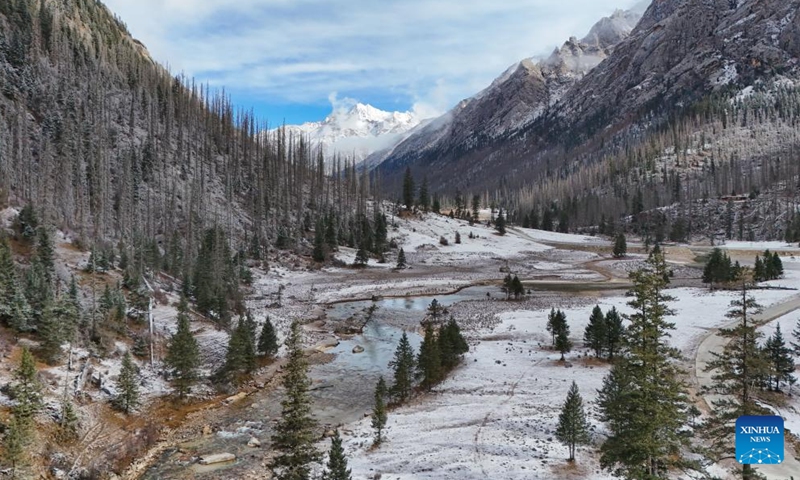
(352, 345, 365, 354)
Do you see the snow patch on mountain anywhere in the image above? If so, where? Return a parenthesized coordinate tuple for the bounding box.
(280, 98, 424, 163)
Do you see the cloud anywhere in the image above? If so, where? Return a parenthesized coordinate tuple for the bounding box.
(103, 0, 647, 120)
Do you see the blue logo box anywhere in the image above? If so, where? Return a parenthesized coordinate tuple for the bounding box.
(736, 416, 784, 465)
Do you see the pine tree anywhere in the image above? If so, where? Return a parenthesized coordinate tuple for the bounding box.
(371, 376, 388, 445)
(702, 277, 770, 477)
(598, 249, 694, 478)
(438, 318, 469, 370)
(396, 248, 407, 269)
(612, 232, 627, 258)
(390, 332, 416, 403)
(271, 321, 320, 480)
(426, 299, 443, 323)
(0, 236, 15, 321)
(114, 352, 140, 414)
(584, 305, 607, 358)
(753, 255, 765, 282)
(546, 308, 562, 346)
(703, 248, 736, 287)
(604, 307, 624, 360)
(511, 275, 524, 299)
(471, 195, 481, 223)
(3, 415, 27, 471)
(432, 195, 441, 214)
(57, 396, 80, 443)
(402, 167, 415, 211)
(34, 227, 55, 286)
(322, 430, 352, 480)
(354, 244, 369, 268)
(165, 308, 200, 398)
(555, 381, 590, 462)
(418, 177, 430, 212)
(223, 317, 257, 383)
(771, 251, 784, 278)
(417, 323, 442, 390)
(259, 316, 279, 358)
(765, 323, 795, 391)
(12, 347, 42, 425)
(7, 284, 33, 333)
(495, 209, 507, 235)
(555, 319, 572, 361)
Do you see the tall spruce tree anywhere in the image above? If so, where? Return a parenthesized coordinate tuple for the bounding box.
(555, 319, 572, 361)
(271, 321, 320, 480)
(222, 317, 257, 383)
(555, 381, 590, 462)
(702, 277, 770, 478)
(371, 376, 388, 446)
(584, 305, 607, 358)
(402, 167, 415, 211)
(390, 332, 416, 403)
(322, 430, 352, 480)
(3, 415, 27, 472)
(12, 347, 42, 426)
(612, 233, 627, 258)
(598, 249, 694, 478)
(165, 307, 200, 398)
(396, 248, 407, 269)
(418, 177, 430, 212)
(313, 219, 327, 262)
(495, 209, 507, 235)
(438, 318, 469, 370)
(765, 323, 795, 391)
(259, 316, 279, 358)
(416, 323, 442, 391)
(604, 307, 624, 360)
(115, 352, 140, 414)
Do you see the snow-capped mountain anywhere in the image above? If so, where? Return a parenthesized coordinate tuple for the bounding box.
(281, 103, 423, 163)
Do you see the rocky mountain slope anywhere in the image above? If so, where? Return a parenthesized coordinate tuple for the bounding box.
(375, 0, 800, 226)
(369, 5, 644, 173)
(280, 102, 423, 163)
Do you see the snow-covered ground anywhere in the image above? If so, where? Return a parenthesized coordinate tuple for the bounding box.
(334, 284, 799, 479)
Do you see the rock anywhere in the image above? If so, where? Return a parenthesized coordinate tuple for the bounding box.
(202, 425, 212, 436)
(323, 430, 335, 438)
(247, 437, 261, 448)
(198, 453, 236, 465)
(224, 392, 248, 404)
(352, 345, 365, 354)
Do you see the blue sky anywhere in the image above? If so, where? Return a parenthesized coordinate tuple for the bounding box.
(104, 0, 646, 125)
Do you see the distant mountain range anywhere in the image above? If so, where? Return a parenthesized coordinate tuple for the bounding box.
(279, 102, 424, 163)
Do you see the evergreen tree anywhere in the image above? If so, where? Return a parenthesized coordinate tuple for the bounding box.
(511, 275, 524, 299)
(418, 177, 430, 212)
(765, 323, 795, 391)
(703, 248, 737, 287)
(7, 284, 33, 333)
(57, 395, 80, 443)
(271, 321, 320, 480)
(598, 249, 694, 478)
(584, 305, 607, 358)
(114, 352, 140, 414)
(3, 415, 27, 471)
(438, 318, 469, 370)
(15, 205, 38, 241)
(354, 244, 369, 267)
(555, 381, 590, 462)
(555, 319, 572, 361)
(259, 316, 279, 358)
(33, 227, 55, 286)
(371, 377, 388, 445)
(396, 248, 407, 269)
(325, 214, 338, 252)
(495, 209, 507, 235)
(612, 233, 627, 258)
(223, 317, 257, 382)
(426, 299, 443, 323)
(432, 195, 441, 214)
(38, 297, 77, 364)
(402, 167, 415, 211)
(471, 195, 481, 223)
(165, 308, 200, 398)
(702, 278, 770, 478)
(542, 209, 554, 231)
(546, 308, 564, 346)
(792, 317, 800, 356)
(416, 323, 442, 390)
(322, 430, 352, 480)
(12, 347, 42, 425)
(753, 255, 765, 282)
(0, 237, 15, 320)
(389, 332, 416, 402)
(604, 307, 624, 360)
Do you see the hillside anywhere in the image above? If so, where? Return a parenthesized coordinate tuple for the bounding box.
(375, 0, 800, 242)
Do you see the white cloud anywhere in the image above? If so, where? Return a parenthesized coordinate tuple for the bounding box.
(103, 0, 647, 120)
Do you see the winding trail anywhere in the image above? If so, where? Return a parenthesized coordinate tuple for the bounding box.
(694, 292, 800, 479)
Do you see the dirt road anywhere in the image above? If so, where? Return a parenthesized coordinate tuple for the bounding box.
(695, 293, 800, 479)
